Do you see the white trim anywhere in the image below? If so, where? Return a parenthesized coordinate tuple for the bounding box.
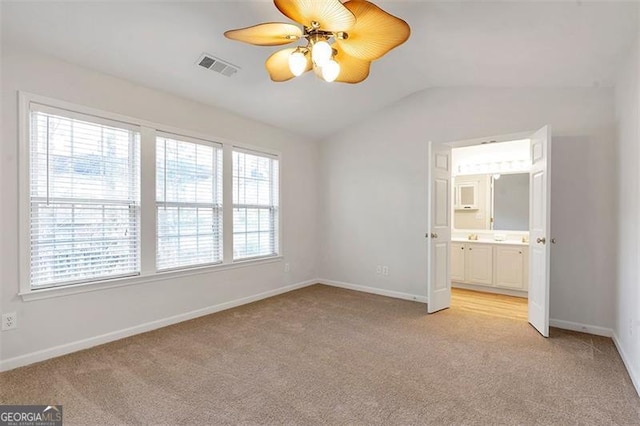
(232, 145, 279, 159)
(612, 332, 640, 397)
(31, 102, 141, 133)
(140, 126, 156, 275)
(277, 150, 283, 259)
(156, 130, 223, 149)
(549, 319, 613, 338)
(445, 131, 533, 149)
(452, 282, 527, 298)
(20, 256, 283, 302)
(319, 279, 428, 303)
(18, 92, 31, 298)
(1, 279, 318, 372)
(222, 144, 233, 264)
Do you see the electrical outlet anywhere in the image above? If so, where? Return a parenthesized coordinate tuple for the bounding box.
(2, 312, 17, 331)
(382, 266, 389, 276)
(284, 263, 290, 273)
(376, 265, 382, 274)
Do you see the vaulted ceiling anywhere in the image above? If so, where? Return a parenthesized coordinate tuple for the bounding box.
(2, 1, 637, 139)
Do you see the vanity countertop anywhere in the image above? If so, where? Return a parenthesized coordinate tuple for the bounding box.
(452, 238, 529, 246)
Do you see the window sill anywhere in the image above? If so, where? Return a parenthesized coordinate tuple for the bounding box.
(19, 255, 283, 302)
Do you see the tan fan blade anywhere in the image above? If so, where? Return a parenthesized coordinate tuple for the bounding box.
(224, 23, 302, 46)
(333, 44, 371, 84)
(274, 0, 356, 32)
(337, 0, 411, 61)
(265, 48, 312, 82)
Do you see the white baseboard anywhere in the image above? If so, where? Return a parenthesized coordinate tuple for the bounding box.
(5, 278, 635, 400)
(549, 319, 613, 338)
(612, 332, 640, 397)
(0, 279, 318, 372)
(319, 279, 428, 303)
(452, 282, 527, 298)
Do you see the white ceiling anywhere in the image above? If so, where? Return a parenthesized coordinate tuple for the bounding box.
(2, 1, 638, 139)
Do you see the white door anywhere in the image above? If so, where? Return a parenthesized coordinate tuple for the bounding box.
(427, 142, 452, 313)
(528, 126, 551, 337)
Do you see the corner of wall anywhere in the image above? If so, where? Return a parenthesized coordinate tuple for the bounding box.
(613, 13, 640, 397)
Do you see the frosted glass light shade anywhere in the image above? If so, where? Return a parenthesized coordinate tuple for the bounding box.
(288, 51, 307, 76)
(312, 41, 332, 67)
(322, 59, 340, 82)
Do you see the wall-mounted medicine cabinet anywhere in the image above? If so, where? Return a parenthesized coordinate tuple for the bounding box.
(454, 181, 478, 210)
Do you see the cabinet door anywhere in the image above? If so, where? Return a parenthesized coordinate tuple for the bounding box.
(495, 246, 525, 290)
(451, 243, 466, 282)
(466, 244, 493, 285)
(456, 182, 478, 210)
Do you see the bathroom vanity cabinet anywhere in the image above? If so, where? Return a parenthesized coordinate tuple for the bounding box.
(451, 241, 528, 296)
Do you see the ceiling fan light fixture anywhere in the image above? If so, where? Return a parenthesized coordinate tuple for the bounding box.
(288, 49, 308, 76)
(311, 40, 333, 67)
(225, 0, 410, 84)
(321, 59, 341, 82)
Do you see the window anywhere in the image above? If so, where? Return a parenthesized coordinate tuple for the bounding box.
(156, 134, 223, 270)
(22, 94, 283, 295)
(232, 149, 279, 260)
(29, 104, 140, 288)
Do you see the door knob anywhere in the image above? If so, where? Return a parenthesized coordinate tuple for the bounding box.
(551, 238, 556, 244)
(536, 237, 546, 244)
(431, 233, 438, 239)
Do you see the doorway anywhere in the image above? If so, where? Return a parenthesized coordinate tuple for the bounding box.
(451, 140, 531, 309)
(426, 127, 551, 337)
(451, 288, 527, 321)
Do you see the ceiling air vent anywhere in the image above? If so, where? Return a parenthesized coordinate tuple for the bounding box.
(196, 53, 239, 77)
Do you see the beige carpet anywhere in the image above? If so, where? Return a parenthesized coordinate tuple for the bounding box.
(1, 284, 638, 425)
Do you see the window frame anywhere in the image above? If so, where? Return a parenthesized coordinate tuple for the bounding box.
(155, 132, 224, 272)
(18, 92, 283, 301)
(231, 147, 281, 262)
(27, 104, 143, 289)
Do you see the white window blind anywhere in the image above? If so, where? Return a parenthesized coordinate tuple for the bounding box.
(232, 149, 279, 260)
(156, 134, 223, 270)
(29, 104, 141, 289)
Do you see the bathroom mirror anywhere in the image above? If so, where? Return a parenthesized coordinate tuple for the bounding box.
(453, 173, 529, 231)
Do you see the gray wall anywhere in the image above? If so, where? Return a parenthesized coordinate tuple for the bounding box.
(320, 86, 617, 330)
(0, 46, 320, 365)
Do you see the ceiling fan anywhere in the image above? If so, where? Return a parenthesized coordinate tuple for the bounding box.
(224, 0, 411, 84)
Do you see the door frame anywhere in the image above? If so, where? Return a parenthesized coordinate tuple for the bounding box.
(446, 131, 533, 150)
(432, 129, 551, 333)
